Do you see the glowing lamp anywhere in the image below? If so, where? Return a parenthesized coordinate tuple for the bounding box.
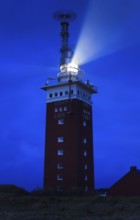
(58, 62, 84, 82)
(60, 63, 79, 75)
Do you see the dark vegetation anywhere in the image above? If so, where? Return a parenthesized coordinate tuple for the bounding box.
(0, 185, 140, 220)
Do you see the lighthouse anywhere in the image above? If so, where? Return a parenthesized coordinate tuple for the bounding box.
(42, 12, 97, 192)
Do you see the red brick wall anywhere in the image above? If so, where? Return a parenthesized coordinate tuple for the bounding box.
(44, 99, 94, 192)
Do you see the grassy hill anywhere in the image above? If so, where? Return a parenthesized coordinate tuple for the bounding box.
(0, 185, 140, 219)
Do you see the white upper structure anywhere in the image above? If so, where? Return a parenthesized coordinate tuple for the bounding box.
(41, 11, 97, 104)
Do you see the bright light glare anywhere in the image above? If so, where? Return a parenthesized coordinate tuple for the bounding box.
(72, 0, 140, 65)
(60, 63, 79, 74)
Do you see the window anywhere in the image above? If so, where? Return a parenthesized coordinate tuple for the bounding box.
(85, 110, 90, 115)
(57, 163, 64, 169)
(83, 150, 87, 157)
(71, 90, 73, 94)
(59, 107, 63, 112)
(60, 92, 63, 96)
(83, 121, 86, 127)
(57, 174, 63, 181)
(77, 90, 79, 95)
(84, 164, 87, 170)
(55, 108, 58, 112)
(83, 138, 87, 144)
(58, 137, 64, 142)
(49, 93, 53, 98)
(65, 91, 68, 95)
(58, 119, 64, 125)
(85, 186, 88, 192)
(84, 175, 88, 181)
(64, 106, 68, 111)
(55, 92, 58, 97)
(57, 149, 63, 156)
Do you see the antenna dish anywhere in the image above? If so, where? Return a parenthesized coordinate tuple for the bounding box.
(53, 11, 77, 22)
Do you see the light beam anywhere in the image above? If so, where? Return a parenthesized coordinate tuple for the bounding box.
(72, 0, 140, 65)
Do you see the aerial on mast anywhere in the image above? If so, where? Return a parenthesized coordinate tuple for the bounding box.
(53, 11, 83, 82)
(53, 11, 76, 66)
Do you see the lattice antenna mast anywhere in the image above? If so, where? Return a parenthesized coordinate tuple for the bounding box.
(60, 20, 70, 65)
(53, 11, 76, 66)
(53, 11, 84, 83)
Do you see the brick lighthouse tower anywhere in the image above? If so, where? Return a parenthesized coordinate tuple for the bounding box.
(42, 12, 97, 192)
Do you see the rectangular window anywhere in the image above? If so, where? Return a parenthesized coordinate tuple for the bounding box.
(55, 92, 58, 97)
(57, 174, 63, 181)
(65, 91, 68, 95)
(84, 164, 87, 170)
(59, 107, 63, 112)
(57, 163, 64, 169)
(55, 108, 58, 112)
(60, 92, 63, 96)
(83, 121, 87, 127)
(84, 175, 88, 181)
(86, 110, 90, 115)
(49, 93, 53, 98)
(57, 149, 64, 156)
(58, 137, 64, 142)
(58, 119, 64, 125)
(64, 106, 68, 111)
(83, 138, 87, 144)
(85, 186, 88, 192)
(83, 150, 87, 157)
(71, 90, 73, 94)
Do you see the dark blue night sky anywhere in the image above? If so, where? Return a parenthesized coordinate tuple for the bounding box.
(0, 0, 140, 191)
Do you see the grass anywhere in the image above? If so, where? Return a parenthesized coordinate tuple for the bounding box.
(0, 185, 140, 219)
